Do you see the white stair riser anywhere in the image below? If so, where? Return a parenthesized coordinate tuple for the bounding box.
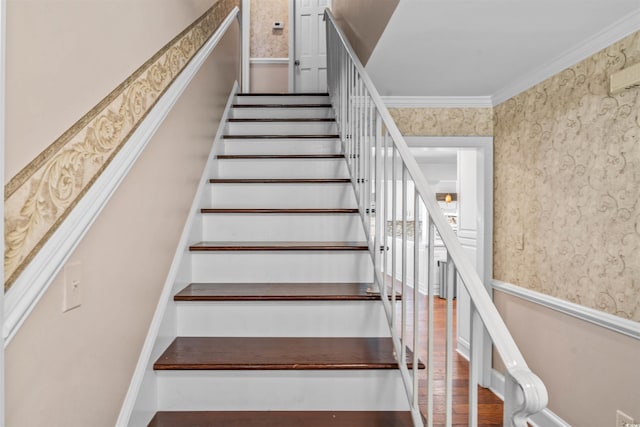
(222, 138, 342, 155)
(210, 183, 356, 208)
(231, 107, 334, 119)
(226, 121, 337, 135)
(176, 301, 390, 337)
(235, 95, 330, 105)
(202, 214, 365, 241)
(191, 252, 373, 283)
(156, 370, 409, 411)
(217, 158, 348, 179)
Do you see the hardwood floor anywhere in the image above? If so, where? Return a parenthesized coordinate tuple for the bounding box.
(394, 292, 504, 426)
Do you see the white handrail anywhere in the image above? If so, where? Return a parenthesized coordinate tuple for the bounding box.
(325, 9, 548, 426)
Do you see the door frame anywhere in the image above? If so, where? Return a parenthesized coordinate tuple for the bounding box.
(241, 0, 250, 92)
(287, 0, 295, 92)
(406, 136, 494, 387)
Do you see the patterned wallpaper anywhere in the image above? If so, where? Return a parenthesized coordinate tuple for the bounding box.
(389, 107, 493, 136)
(250, 0, 288, 58)
(493, 31, 640, 321)
(3, 0, 240, 289)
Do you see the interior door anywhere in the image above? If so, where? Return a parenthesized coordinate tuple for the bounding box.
(294, 0, 329, 92)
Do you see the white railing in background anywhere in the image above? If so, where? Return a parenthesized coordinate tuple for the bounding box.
(325, 10, 548, 427)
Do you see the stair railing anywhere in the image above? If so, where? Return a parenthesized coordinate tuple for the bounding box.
(325, 10, 548, 427)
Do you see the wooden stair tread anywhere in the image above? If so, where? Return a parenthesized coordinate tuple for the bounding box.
(217, 154, 343, 159)
(154, 337, 423, 370)
(228, 118, 335, 122)
(148, 410, 414, 427)
(209, 178, 350, 184)
(175, 283, 383, 301)
(237, 92, 329, 96)
(200, 208, 358, 214)
(189, 241, 368, 251)
(232, 103, 332, 108)
(223, 134, 339, 139)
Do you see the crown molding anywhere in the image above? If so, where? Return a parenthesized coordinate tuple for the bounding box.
(492, 9, 640, 106)
(382, 96, 493, 108)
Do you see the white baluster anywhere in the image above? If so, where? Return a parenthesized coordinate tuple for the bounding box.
(427, 216, 435, 427)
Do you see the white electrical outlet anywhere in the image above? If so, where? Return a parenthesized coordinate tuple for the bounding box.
(616, 410, 635, 427)
(63, 262, 82, 312)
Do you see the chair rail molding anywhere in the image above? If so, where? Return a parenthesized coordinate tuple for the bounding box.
(493, 279, 640, 340)
(3, 4, 240, 346)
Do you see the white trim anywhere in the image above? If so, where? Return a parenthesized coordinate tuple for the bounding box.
(288, 0, 295, 92)
(116, 82, 238, 427)
(250, 57, 290, 64)
(492, 279, 640, 341)
(491, 370, 571, 427)
(492, 9, 640, 106)
(382, 96, 493, 108)
(2, 7, 240, 346)
(241, 0, 250, 92)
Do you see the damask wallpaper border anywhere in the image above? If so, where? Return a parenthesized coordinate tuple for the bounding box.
(4, 0, 240, 289)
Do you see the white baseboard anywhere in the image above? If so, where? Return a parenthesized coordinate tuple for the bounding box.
(490, 370, 571, 427)
(114, 85, 239, 427)
(492, 280, 640, 340)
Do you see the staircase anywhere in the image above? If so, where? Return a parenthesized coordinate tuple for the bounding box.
(145, 93, 419, 426)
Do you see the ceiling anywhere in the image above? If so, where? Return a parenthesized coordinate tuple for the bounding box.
(366, 0, 640, 98)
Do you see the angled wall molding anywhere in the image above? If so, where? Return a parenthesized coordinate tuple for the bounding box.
(493, 280, 640, 341)
(492, 9, 640, 106)
(3, 2, 240, 345)
(382, 96, 493, 108)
